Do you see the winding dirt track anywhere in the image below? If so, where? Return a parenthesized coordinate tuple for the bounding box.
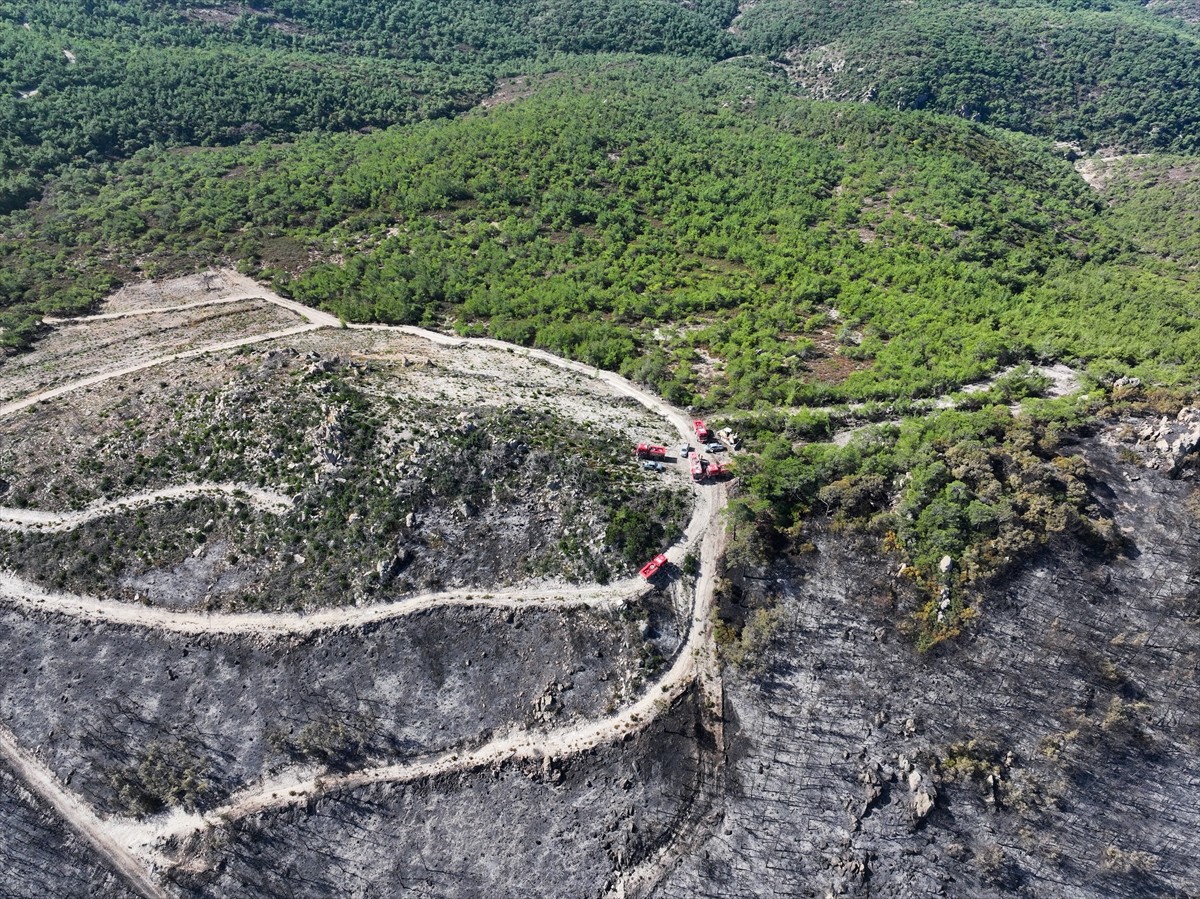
(0, 273, 340, 420)
(0, 483, 291, 532)
(0, 271, 729, 896)
(0, 323, 321, 419)
(120, 495, 725, 862)
(41, 274, 343, 331)
(0, 569, 639, 635)
(42, 296, 250, 324)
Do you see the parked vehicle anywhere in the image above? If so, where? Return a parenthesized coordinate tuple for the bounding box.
(635, 442, 667, 460)
(639, 553, 669, 580)
(691, 457, 728, 482)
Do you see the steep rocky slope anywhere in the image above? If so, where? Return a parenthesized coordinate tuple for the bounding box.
(656, 427, 1200, 897)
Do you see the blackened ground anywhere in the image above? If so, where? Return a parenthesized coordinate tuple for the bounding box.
(0, 599, 672, 817)
(7, 428, 1200, 899)
(166, 691, 710, 899)
(0, 762, 139, 899)
(656, 438, 1200, 898)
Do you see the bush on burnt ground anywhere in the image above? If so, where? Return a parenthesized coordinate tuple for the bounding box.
(714, 601, 784, 676)
(107, 739, 214, 817)
(605, 507, 664, 568)
(265, 712, 377, 769)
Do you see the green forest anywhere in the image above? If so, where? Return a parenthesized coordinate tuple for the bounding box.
(7, 60, 1197, 395)
(737, 0, 1200, 152)
(5, 1, 1200, 647)
(7, 0, 1200, 212)
(0, 0, 733, 210)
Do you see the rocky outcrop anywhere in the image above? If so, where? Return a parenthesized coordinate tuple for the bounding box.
(1128, 406, 1200, 476)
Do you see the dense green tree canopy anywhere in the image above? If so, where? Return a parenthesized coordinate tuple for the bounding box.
(4, 60, 1197, 400)
(7, 0, 1200, 215)
(735, 0, 1200, 152)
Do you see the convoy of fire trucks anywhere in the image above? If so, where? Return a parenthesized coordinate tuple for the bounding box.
(635, 418, 739, 581)
(632, 419, 736, 484)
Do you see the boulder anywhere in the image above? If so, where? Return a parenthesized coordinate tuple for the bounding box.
(913, 788, 936, 820)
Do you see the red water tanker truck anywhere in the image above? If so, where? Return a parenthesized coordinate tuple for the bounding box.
(635, 443, 667, 460)
(639, 553, 669, 580)
(691, 457, 727, 482)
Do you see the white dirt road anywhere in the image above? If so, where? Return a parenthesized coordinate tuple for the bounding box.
(43, 272, 342, 331)
(43, 296, 251, 325)
(0, 483, 291, 531)
(0, 569, 640, 635)
(0, 323, 321, 419)
(1, 272, 339, 420)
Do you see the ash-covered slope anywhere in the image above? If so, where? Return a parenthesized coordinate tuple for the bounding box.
(0, 762, 140, 899)
(165, 693, 712, 899)
(656, 430, 1200, 898)
(149, 421, 1200, 898)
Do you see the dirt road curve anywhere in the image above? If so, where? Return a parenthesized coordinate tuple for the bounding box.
(0, 323, 321, 419)
(43, 296, 250, 324)
(0, 569, 639, 635)
(0, 724, 171, 899)
(2, 271, 730, 895)
(0, 483, 291, 531)
(44, 273, 343, 331)
(2, 273, 338, 420)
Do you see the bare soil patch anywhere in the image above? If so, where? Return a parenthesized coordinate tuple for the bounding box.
(478, 74, 551, 110)
(1074, 150, 1152, 193)
(0, 301, 297, 406)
